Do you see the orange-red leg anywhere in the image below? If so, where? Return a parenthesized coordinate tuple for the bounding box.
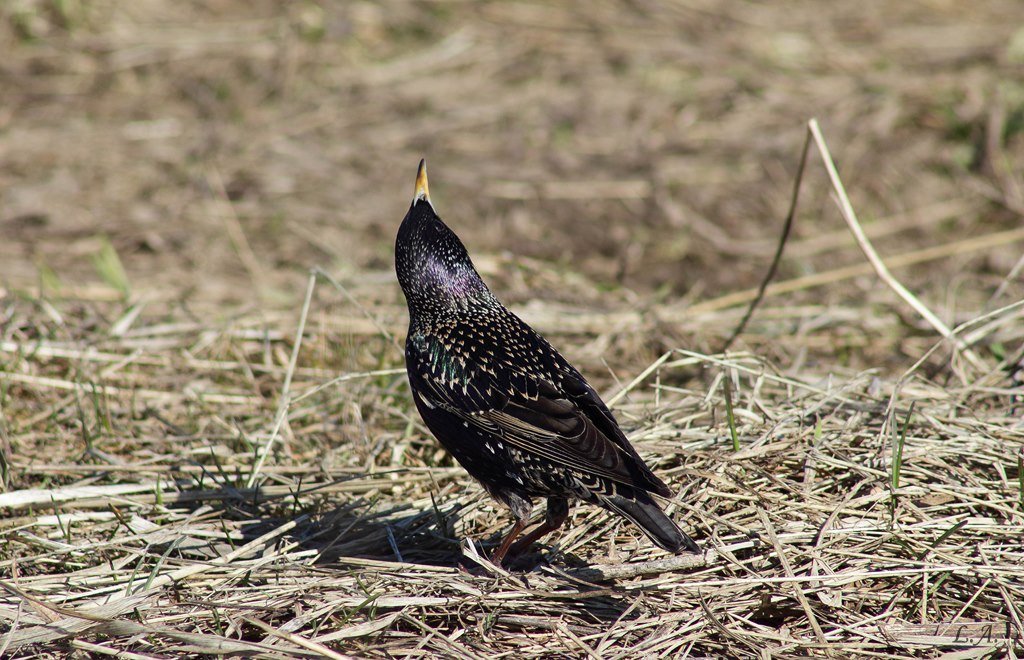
(489, 518, 528, 565)
(508, 497, 569, 559)
(490, 499, 570, 566)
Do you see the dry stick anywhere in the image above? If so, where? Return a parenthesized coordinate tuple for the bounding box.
(247, 270, 317, 489)
(562, 549, 714, 581)
(719, 123, 810, 352)
(555, 620, 603, 659)
(807, 118, 989, 378)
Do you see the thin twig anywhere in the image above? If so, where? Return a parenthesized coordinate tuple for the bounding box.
(720, 123, 809, 351)
(561, 550, 714, 581)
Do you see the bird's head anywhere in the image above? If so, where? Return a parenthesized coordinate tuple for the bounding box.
(395, 160, 489, 313)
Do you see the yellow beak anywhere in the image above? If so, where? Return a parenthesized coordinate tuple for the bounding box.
(413, 158, 430, 204)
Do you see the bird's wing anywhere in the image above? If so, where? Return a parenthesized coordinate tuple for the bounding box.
(407, 334, 670, 495)
(551, 363, 672, 497)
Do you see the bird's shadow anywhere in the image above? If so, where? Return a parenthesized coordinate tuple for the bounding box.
(129, 469, 599, 574)
(129, 468, 642, 626)
(159, 476, 624, 577)
(287, 499, 641, 625)
(296, 497, 468, 566)
(291, 497, 591, 572)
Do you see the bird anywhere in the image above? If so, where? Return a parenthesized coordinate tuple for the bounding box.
(395, 159, 699, 565)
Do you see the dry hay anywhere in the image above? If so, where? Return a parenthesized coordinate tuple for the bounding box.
(1, 283, 1023, 657)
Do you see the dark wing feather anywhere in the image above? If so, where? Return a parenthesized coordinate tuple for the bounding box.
(553, 364, 672, 496)
(408, 333, 670, 496)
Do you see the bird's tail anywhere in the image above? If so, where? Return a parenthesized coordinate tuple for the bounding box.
(600, 494, 700, 554)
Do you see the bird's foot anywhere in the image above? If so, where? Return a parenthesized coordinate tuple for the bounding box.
(459, 538, 513, 575)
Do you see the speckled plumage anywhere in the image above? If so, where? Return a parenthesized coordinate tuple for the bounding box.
(396, 160, 699, 563)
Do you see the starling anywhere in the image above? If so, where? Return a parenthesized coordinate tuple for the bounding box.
(396, 160, 699, 564)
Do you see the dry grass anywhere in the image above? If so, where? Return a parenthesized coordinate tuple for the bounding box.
(1, 315, 1023, 657)
(3, 1, 1024, 658)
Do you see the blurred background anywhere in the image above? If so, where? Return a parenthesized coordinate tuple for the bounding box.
(2, 0, 1024, 373)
